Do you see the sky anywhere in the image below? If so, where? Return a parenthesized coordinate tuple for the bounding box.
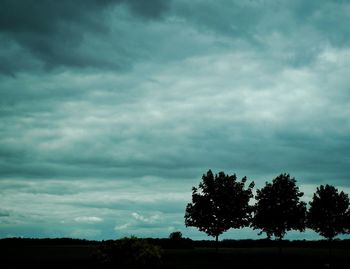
(1, 0, 350, 241)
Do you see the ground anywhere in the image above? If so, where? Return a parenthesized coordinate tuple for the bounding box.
(1, 245, 349, 269)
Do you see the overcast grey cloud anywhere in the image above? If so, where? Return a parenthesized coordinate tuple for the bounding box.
(1, 0, 350, 240)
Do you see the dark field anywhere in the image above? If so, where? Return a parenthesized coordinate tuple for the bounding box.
(1, 245, 350, 269)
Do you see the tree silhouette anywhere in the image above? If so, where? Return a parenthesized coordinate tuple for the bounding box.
(307, 184, 349, 263)
(308, 184, 349, 239)
(252, 173, 306, 256)
(169, 231, 182, 240)
(184, 169, 254, 251)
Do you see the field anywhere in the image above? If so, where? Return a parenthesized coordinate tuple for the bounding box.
(1, 245, 350, 269)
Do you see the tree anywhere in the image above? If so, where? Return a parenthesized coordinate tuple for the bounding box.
(252, 173, 306, 256)
(308, 184, 349, 239)
(169, 231, 182, 240)
(307, 184, 349, 262)
(184, 169, 254, 251)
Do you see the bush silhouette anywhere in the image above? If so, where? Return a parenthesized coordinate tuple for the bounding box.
(94, 236, 162, 269)
(169, 231, 182, 240)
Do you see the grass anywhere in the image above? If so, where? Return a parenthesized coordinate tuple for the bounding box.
(162, 247, 350, 269)
(1, 245, 350, 269)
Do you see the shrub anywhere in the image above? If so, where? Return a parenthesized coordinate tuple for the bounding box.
(93, 236, 163, 269)
(169, 231, 182, 240)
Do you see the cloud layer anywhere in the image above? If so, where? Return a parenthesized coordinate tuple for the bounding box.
(1, 0, 350, 240)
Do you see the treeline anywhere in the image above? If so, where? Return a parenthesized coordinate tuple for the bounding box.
(0, 237, 193, 249)
(200, 239, 350, 249)
(185, 171, 350, 244)
(151, 238, 350, 249)
(0, 237, 100, 246)
(3, 237, 350, 249)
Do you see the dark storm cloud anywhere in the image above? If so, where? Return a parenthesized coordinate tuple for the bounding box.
(126, 0, 170, 18)
(0, 0, 170, 74)
(172, 0, 350, 67)
(1, 48, 350, 184)
(2, 0, 349, 75)
(0, 0, 168, 33)
(171, 0, 262, 38)
(172, 0, 350, 44)
(0, 209, 10, 217)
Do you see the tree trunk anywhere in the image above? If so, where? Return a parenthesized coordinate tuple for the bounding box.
(215, 235, 219, 253)
(278, 236, 282, 260)
(328, 237, 333, 268)
(278, 236, 283, 265)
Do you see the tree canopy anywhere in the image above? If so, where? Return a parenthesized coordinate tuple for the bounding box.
(307, 184, 349, 240)
(252, 173, 306, 240)
(184, 170, 254, 242)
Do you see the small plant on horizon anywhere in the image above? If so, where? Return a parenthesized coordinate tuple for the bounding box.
(169, 231, 182, 240)
(184, 169, 254, 251)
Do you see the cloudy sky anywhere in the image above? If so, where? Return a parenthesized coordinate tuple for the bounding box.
(1, 0, 350, 240)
